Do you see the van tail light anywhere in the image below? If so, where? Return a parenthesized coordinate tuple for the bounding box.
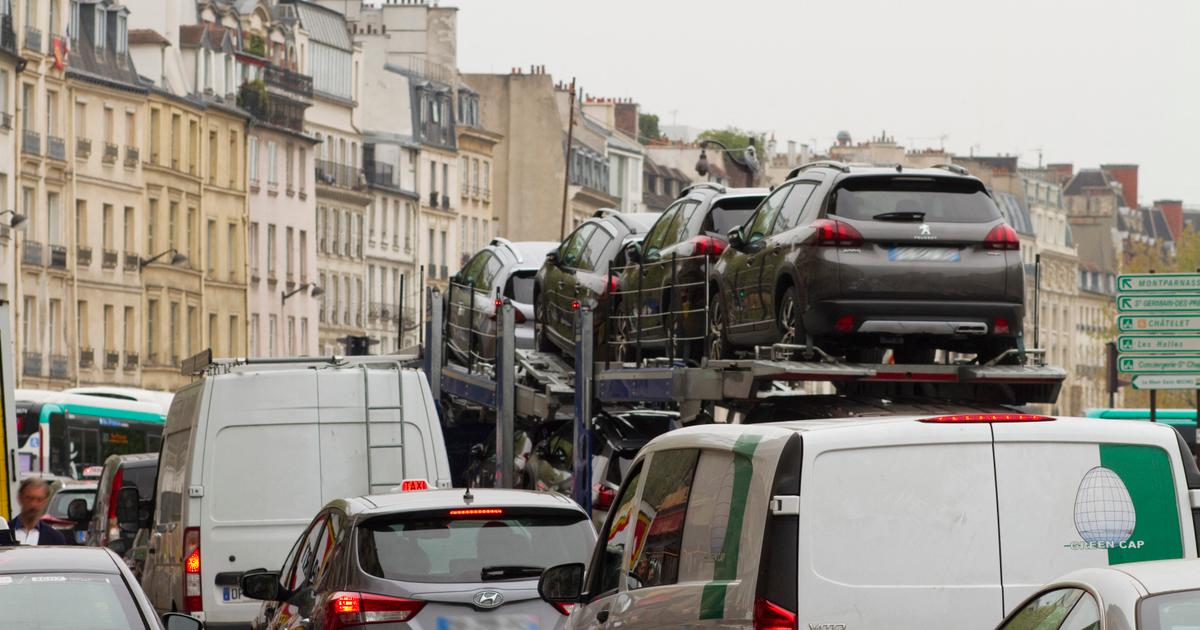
(103, 468, 125, 546)
(812, 219, 863, 247)
(834, 315, 856, 333)
(552, 602, 576, 616)
(984, 224, 1020, 250)
(183, 527, 202, 613)
(689, 236, 727, 256)
(920, 414, 1053, 424)
(753, 597, 797, 630)
(594, 484, 616, 511)
(324, 591, 425, 629)
(994, 318, 1010, 334)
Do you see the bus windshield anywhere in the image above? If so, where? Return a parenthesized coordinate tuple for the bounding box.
(48, 412, 164, 479)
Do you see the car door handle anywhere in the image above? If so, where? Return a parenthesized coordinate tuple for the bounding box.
(596, 609, 610, 623)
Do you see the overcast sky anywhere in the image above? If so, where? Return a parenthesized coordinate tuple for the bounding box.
(449, 0, 1199, 205)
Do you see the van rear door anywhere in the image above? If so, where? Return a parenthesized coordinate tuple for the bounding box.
(992, 418, 1197, 614)
(797, 421, 1003, 629)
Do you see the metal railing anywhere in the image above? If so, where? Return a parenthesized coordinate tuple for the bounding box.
(124, 252, 139, 271)
(103, 142, 119, 163)
(428, 192, 439, 208)
(1, 15, 16, 53)
(49, 244, 67, 268)
(76, 137, 91, 158)
(264, 64, 313, 99)
(106, 352, 120, 369)
(445, 279, 500, 375)
(124, 351, 138, 368)
(23, 241, 44, 266)
(50, 354, 68, 379)
(0, 112, 12, 130)
(602, 252, 712, 366)
(102, 249, 118, 268)
(77, 246, 92, 266)
(47, 135, 65, 161)
(22, 129, 40, 155)
(79, 348, 94, 368)
(314, 159, 365, 190)
(125, 146, 139, 166)
(23, 25, 40, 52)
(22, 352, 42, 377)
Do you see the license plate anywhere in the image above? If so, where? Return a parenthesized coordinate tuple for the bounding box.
(222, 587, 241, 602)
(889, 246, 960, 262)
(435, 616, 538, 630)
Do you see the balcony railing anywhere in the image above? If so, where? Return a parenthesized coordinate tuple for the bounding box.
(125, 146, 139, 167)
(79, 348, 94, 368)
(22, 352, 42, 377)
(1, 15, 16, 53)
(49, 244, 67, 268)
(442, 195, 450, 209)
(264, 65, 313, 100)
(0, 112, 11, 131)
(365, 162, 396, 188)
(105, 351, 120, 370)
(22, 129, 40, 155)
(23, 25, 40, 52)
(124, 352, 138, 368)
(76, 137, 91, 158)
(124, 252, 139, 271)
(77, 245, 92, 267)
(22, 241, 43, 266)
(239, 82, 307, 132)
(102, 249, 118, 269)
(428, 192, 439, 208)
(47, 135, 65, 161)
(103, 142, 119, 164)
(50, 354, 68, 379)
(314, 159, 366, 191)
(440, 265, 448, 279)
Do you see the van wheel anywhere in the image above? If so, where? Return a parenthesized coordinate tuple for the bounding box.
(707, 293, 733, 361)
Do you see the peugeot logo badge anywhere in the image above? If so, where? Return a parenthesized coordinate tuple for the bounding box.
(473, 590, 504, 609)
(918, 223, 932, 236)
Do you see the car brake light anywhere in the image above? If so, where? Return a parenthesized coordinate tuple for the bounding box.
(183, 527, 202, 613)
(689, 236, 727, 256)
(608, 275, 620, 294)
(594, 484, 616, 511)
(753, 597, 796, 630)
(399, 479, 429, 492)
(920, 414, 1053, 423)
(984, 224, 1020, 250)
(812, 219, 863, 247)
(994, 318, 1010, 334)
(325, 591, 426, 629)
(552, 602, 576, 616)
(571, 300, 581, 311)
(835, 315, 855, 333)
(448, 508, 504, 517)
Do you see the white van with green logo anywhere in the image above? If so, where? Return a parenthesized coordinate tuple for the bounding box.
(537, 414, 1200, 630)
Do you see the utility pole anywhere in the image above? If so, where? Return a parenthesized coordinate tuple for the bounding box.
(559, 77, 577, 240)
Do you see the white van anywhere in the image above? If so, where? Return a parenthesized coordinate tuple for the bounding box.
(538, 414, 1200, 630)
(139, 358, 451, 628)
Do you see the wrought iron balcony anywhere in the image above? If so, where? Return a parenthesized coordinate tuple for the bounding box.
(102, 249, 118, 269)
(47, 135, 65, 161)
(22, 352, 42, 377)
(22, 240, 43, 266)
(106, 351, 120, 369)
(77, 245, 92, 267)
(365, 162, 396, 189)
(1, 15, 16, 54)
(239, 82, 306, 132)
(124, 352, 138, 368)
(440, 265, 448, 279)
(428, 192, 439, 208)
(103, 142, 119, 164)
(22, 129, 40, 155)
(314, 159, 365, 191)
(76, 137, 91, 158)
(79, 348, 94, 368)
(49, 245, 67, 268)
(125, 146, 139, 167)
(442, 195, 450, 209)
(124, 252, 139, 271)
(264, 65, 313, 100)
(50, 354, 68, 379)
(23, 25, 40, 53)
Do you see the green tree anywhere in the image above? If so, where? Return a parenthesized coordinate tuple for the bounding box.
(638, 113, 664, 143)
(697, 127, 764, 154)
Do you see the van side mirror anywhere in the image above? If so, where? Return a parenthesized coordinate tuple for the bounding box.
(538, 562, 584, 604)
(161, 612, 204, 630)
(240, 569, 284, 602)
(67, 498, 91, 523)
(727, 227, 744, 249)
(115, 487, 141, 532)
(545, 250, 560, 267)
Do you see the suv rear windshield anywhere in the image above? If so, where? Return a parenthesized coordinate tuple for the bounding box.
(833, 176, 1000, 223)
(505, 270, 537, 304)
(1139, 590, 1200, 629)
(2, 572, 147, 629)
(358, 509, 594, 584)
(707, 196, 763, 235)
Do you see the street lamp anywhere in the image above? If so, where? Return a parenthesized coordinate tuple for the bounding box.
(282, 282, 324, 303)
(694, 139, 759, 178)
(0, 210, 27, 228)
(140, 248, 188, 269)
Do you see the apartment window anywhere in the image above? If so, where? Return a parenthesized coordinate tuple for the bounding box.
(169, 302, 179, 362)
(106, 305, 118, 352)
(21, 83, 33, 129)
(369, 201, 376, 239)
(287, 317, 295, 356)
(459, 157, 468, 193)
(48, 300, 61, 353)
(208, 313, 217, 354)
(380, 201, 387, 242)
(170, 113, 181, 167)
(187, 208, 196, 263)
(356, 277, 364, 325)
(208, 130, 218, 184)
(125, 111, 135, 147)
(78, 301, 89, 349)
(0, 70, 8, 117)
(460, 217, 466, 256)
(299, 147, 307, 190)
(206, 219, 216, 274)
(442, 163, 449, 203)
(299, 231, 307, 281)
(267, 140, 277, 185)
(147, 299, 158, 360)
(22, 296, 35, 349)
(123, 207, 133, 253)
(473, 158, 480, 192)
(149, 108, 161, 163)
(116, 13, 126, 54)
(94, 6, 106, 49)
(228, 315, 237, 356)
(189, 120, 199, 174)
(249, 223, 259, 275)
(228, 130, 238, 188)
(74, 101, 85, 139)
(147, 199, 157, 254)
(368, 265, 376, 303)
(76, 201, 88, 248)
(427, 229, 435, 270)
(44, 90, 57, 137)
(393, 204, 400, 248)
(285, 143, 294, 189)
(188, 306, 197, 354)
(103, 106, 113, 143)
(483, 162, 490, 195)
(266, 224, 276, 276)
(440, 230, 447, 271)
(300, 318, 308, 355)
(47, 192, 61, 245)
(227, 223, 238, 281)
(429, 161, 437, 194)
(103, 204, 116, 250)
(247, 135, 258, 184)
(69, 0, 79, 42)
(286, 227, 294, 278)
(168, 201, 178, 249)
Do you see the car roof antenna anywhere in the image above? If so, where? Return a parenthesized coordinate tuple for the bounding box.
(463, 480, 474, 505)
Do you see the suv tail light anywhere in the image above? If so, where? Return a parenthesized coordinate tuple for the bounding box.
(753, 597, 797, 630)
(183, 527, 202, 613)
(812, 219, 863, 247)
(608, 275, 620, 295)
(325, 591, 425, 629)
(984, 224, 1020, 250)
(689, 236, 727, 256)
(551, 602, 576, 616)
(994, 317, 1010, 334)
(103, 467, 125, 546)
(594, 484, 616, 511)
(920, 413, 1053, 423)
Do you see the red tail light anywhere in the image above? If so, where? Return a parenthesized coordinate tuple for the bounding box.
(571, 300, 581, 311)
(689, 236, 727, 256)
(834, 315, 856, 333)
(994, 318, 1010, 334)
(552, 602, 576, 616)
(812, 219, 863, 247)
(448, 508, 504, 517)
(753, 597, 797, 630)
(183, 527, 202, 613)
(594, 484, 616, 511)
(920, 414, 1053, 424)
(324, 591, 426, 629)
(608, 275, 620, 294)
(984, 224, 1020, 250)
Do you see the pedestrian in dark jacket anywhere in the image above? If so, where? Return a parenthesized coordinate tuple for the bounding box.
(10, 477, 66, 546)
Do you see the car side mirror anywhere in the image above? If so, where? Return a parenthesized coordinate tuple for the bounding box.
(67, 498, 91, 523)
(538, 562, 585, 605)
(115, 487, 141, 532)
(161, 613, 204, 630)
(545, 250, 560, 267)
(240, 569, 284, 602)
(626, 243, 642, 265)
(107, 538, 130, 556)
(727, 227, 744, 249)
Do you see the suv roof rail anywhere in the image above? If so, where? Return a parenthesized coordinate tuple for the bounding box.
(592, 208, 621, 219)
(930, 163, 969, 176)
(489, 237, 523, 264)
(678, 182, 726, 198)
(785, 160, 851, 179)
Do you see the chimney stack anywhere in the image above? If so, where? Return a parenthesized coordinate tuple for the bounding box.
(1101, 163, 1139, 208)
(1156, 199, 1185, 240)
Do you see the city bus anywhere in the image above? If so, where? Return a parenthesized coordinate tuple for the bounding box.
(14, 391, 167, 480)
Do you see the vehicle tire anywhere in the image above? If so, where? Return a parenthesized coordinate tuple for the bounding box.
(534, 291, 555, 353)
(777, 285, 803, 346)
(707, 292, 733, 361)
(611, 302, 634, 364)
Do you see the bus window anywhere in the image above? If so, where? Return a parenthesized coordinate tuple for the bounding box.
(49, 412, 164, 479)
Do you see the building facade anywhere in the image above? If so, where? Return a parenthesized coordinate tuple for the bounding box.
(0, 5, 22, 316)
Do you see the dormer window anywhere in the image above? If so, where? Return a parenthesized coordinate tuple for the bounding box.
(116, 12, 126, 53)
(69, 0, 79, 42)
(94, 6, 105, 49)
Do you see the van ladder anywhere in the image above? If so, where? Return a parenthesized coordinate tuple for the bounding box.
(359, 361, 408, 493)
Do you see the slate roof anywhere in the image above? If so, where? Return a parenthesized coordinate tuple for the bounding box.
(1064, 168, 1115, 196)
(128, 29, 170, 46)
(1149, 207, 1175, 242)
(66, 2, 147, 93)
(293, 0, 353, 51)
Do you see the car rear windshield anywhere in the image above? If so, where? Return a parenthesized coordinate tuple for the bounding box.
(2, 572, 147, 630)
(1139, 589, 1200, 629)
(832, 176, 1000, 223)
(505, 271, 537, 305)
(708, 196, 763, 236)
(48, 491, 95, 519)
(123, 465, 158, 500)
(358, 509, 594, 584)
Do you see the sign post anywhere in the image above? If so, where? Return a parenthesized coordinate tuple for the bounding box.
(1115, 273, 1200, 423)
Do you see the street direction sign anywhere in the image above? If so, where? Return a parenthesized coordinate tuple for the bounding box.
(1118, 273, 1200, 293)
(1117, 295, 1200, 312)
(1118, 354, 1200, 374)
(1118, 335, 1200, 353)
(1117, 315, 1200, 333)
(1131, 374, 1200, 390)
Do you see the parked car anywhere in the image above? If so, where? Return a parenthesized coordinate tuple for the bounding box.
(85, 453, 159, 555)
(41, 481, 96, 545)
(535, 209, 660, 361)
(707, 162, 1024, 363)
(0, 544, 202, 630)
(538, 414, 1199, 630)
(612, 184, 767, 363)
(138, 356, 451, 627)
(525, 409, 677, 528)
(996, 559, 1200, 630)
(240, 487, 597, 630)
(446, 239, 559, 366)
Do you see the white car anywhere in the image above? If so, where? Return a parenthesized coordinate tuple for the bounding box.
(996, 558, 1200, 629)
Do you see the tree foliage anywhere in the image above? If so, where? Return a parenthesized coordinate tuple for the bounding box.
(638, 113, 663, 143)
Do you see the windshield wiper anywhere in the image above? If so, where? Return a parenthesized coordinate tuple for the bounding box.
(481, 565, 545, 581)
(872, 211, 926, 222)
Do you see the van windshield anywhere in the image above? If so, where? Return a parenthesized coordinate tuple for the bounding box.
(357, 509, 594, 584)
(1139, 590, 1200, 629)
(833, 176, 1000, 223)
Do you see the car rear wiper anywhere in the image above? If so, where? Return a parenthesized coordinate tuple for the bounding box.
(481, 565, 545, 581)
(872, 211, 926, 222)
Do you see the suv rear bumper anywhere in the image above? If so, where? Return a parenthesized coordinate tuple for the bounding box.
(804, 299, 1023, 337)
